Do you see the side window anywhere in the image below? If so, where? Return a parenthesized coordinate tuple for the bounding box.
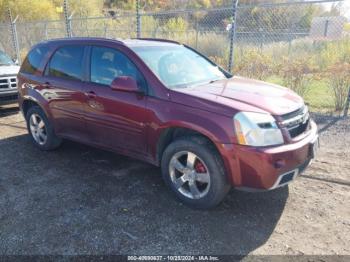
(21, 45, 49, 74)
(47, 46, 84, 81)
(90, 46, 146, 90)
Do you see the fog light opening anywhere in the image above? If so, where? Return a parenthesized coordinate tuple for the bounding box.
(274, 159, 286, 169)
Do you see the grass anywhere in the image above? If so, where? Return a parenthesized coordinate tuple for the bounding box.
(265, 76, 334, 113)
(304, 80, 334, 113)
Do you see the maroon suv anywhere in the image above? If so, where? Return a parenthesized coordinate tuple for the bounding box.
(18, 38, 318, 208)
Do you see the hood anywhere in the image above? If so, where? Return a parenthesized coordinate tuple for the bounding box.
(0, 65, 20, 76)
(172, 76, 304, 116)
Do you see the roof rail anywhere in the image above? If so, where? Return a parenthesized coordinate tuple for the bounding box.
(132, 38, 181, 45)
(44, 37, 125, 45)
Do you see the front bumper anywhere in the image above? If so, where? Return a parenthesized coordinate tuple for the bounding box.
(0, 91, 18, 106)
(217, 120, 318, 190)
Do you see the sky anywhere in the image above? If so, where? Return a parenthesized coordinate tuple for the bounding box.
(342, 0, 350, 18)
(322, 0, 350, 19)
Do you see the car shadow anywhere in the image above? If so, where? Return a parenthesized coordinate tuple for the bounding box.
(0, 134, 288, 255)
(0, 105, 19, 118)
(311, 112, 343, 134)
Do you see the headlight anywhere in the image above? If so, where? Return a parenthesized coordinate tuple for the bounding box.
(233, 112, 284, 147)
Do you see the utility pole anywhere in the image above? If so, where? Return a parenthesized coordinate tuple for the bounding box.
(63, 0, 72, 37)
(136, 0, 141, 38)
(228, 0, 239, 73)
(8, 8, 21, 64)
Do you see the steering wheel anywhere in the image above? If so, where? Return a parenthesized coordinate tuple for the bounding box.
(177, 69, 190, 82)
(158, 53, 175, 82)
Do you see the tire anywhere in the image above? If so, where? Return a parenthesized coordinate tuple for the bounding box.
(161, 136, 230, 209)
(26, 105, 62, 150)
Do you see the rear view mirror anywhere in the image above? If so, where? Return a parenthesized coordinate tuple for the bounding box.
(111, 76, 140, 93)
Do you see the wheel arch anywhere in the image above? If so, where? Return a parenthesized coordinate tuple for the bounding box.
(156, 126, 222, 166)
(21, 96, 50, 119)
(22, 99, 40, 117)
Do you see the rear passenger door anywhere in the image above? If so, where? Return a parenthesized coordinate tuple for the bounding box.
(43, 45, 88, 141)
(83, 45, 149, 156)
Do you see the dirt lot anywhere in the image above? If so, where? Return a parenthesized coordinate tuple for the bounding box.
(0, 105, 349, 255)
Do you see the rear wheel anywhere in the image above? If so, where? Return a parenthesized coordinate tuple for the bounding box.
(161, 136, 230, 209)
(26, 106, 62, 150)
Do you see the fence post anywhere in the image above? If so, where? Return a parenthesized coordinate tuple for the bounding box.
(136, 0, 141, 38)
(344, 87, 350, 117)
(44, 22, 48, 40)
(228, 0, 239, 73)
(8, 8, 21, 64)
(195, 16, 199, 49)
(104, 21, 108, 38)
(63, 0, 72, 37)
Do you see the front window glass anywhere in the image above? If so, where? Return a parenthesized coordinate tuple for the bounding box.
(131, 45, 227, 88)
(90, 46, 145, 89)
(0, 50, 14, 66)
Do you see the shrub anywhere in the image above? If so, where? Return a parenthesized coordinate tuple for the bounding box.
(157, 31, 229, 68)
(318, 38, 350, 70)
(163, 17, 188, 37)
(196, 32, 228, 58)
(234, 48, 274, 80)
(140, 16, 159, 38)
(327, 62, 350, 111)
(208, 55, 228, 69)
(278, 56, 316, 97)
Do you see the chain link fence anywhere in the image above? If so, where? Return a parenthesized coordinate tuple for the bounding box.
(140, 7, 234, 68)
(0, 0, 349, 113)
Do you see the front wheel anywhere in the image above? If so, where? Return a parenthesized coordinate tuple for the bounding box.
(161, 136, 230, 209)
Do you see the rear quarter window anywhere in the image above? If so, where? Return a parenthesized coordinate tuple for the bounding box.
(21, 45, 49, 74)
(46, 45, 84, 81)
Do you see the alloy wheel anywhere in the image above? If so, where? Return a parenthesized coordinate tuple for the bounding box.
(29, 113, 47, 145)
(169, 151, 211, 199)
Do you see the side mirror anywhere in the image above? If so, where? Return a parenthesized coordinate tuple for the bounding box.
(111, 76, 140, 93)
(13, 58, 19, 65)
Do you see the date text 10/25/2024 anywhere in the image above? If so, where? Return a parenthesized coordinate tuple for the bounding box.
(127, 256, 219, 261)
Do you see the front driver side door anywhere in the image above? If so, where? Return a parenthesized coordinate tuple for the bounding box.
(83, 45, 150, 157)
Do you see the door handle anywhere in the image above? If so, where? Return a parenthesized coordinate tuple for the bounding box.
(85, 91, 97, 99)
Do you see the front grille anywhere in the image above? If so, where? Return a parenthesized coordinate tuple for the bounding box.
(0, 76, 17, 90)
(280, 105, 310, 138)
(280, 106, 305, 121)
(288, 119, 309, 138)
(0, 94, 18, 101)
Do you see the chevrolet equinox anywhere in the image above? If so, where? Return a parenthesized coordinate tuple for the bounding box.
(18, 38, 319, 209)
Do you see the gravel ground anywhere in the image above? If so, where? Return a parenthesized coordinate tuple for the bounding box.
(0, 105, 349, 255)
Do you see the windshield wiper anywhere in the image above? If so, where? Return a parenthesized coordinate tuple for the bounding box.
(208, 78, 223, 84)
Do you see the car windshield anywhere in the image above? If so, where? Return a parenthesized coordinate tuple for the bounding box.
(131, 45, 227, 88)
(0, 50, 14, 66)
